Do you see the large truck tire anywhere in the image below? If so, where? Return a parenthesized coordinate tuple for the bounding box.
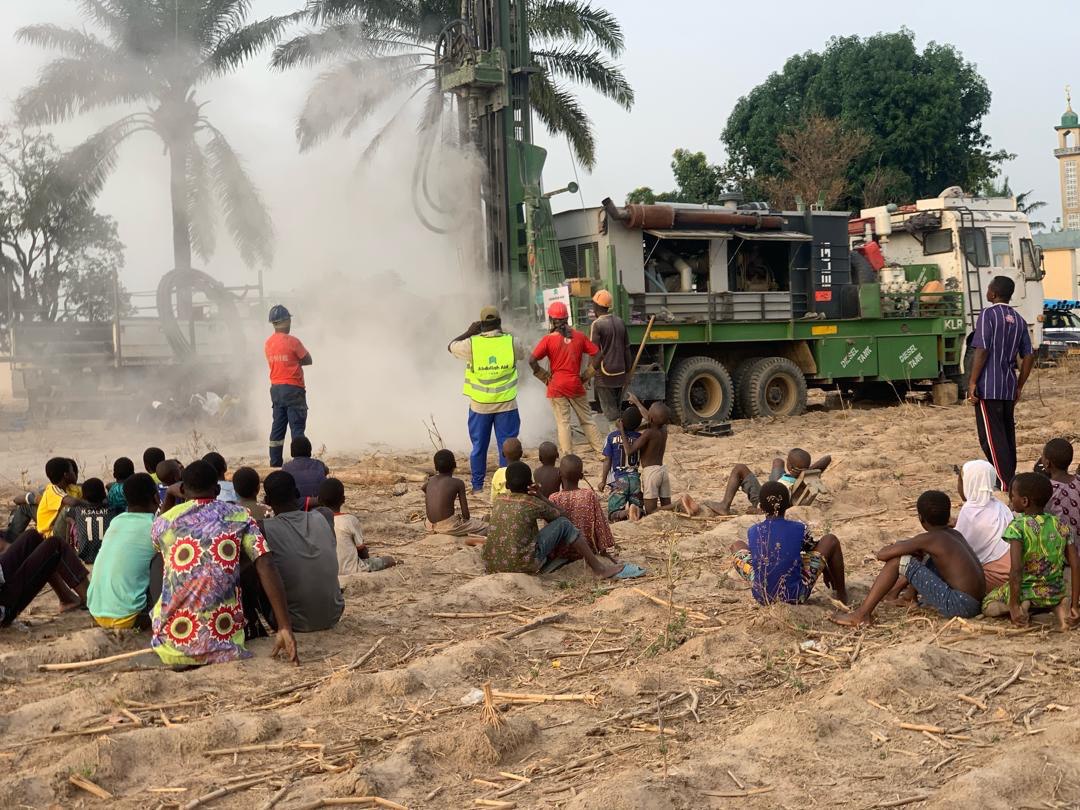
(740, 357, 808, 418)
(731, 358, 761, 419)
(667, 356, 734, 425)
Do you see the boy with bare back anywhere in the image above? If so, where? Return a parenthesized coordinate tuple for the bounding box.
(533, 442, 561, 498)
(831, 490, 984, 627)
(423, 450, 488, 537)
(687, 448, 831, 516)
(622, 393, 676, 517)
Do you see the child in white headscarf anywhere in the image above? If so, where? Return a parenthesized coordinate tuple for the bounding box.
(954, 460, 1013, 588)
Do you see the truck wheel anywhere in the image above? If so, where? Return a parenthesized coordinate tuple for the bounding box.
(740, 357, 807, 418)
(667, 357, 733, 425)
(731, 358, 760, 419)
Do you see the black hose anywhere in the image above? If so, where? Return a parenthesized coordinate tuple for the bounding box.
(156, 268, 244, 358)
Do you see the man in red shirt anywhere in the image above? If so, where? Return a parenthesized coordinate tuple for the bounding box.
(264, 305, 313, 467)
(530, 302, 604, 457)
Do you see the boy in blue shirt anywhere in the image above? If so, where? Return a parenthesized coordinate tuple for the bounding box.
(730, 481, 847, 605)
(601, 407, 643, 521)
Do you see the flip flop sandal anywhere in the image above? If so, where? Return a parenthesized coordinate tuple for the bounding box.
(612, 562, 647, 579)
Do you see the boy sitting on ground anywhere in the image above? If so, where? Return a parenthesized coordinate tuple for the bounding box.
(36, 457, 86, 536)
(549, 454, 616, 558)
(151, 460, 297, 667)
(108, 457, 135, 512)
(1042, 438, 1080, 545)
(831, 491, 985, 627)
(87, 474, 162, 630)
(143, 447, 166, 483)
(691, 448, 832, 516)
(1, 529, 89, 624)
(423, 449, 489, 536)
(203, 452, 237, 502)
(155, 459, 184, 512)
(282, 437, 329, 500)
(484, 462, 643, 579)
(65, 478, 114, 564)
(491, 438, 523, 503)
(730, 481, 846, 605)
(534, 442, 561, 498)
(255, 472, 345, 633)
(982, 472, 1080, 629)
(601, 407, 643, 522)
(233, 466, 269, 520)
(318, 478, 396, 584)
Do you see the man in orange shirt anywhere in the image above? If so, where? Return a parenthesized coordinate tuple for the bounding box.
(265, 305, 313, 467)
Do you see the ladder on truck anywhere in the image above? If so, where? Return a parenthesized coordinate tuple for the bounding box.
(956, 206, 984, 335)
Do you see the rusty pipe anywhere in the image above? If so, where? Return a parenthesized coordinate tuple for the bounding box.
(601, 197, 784, 230)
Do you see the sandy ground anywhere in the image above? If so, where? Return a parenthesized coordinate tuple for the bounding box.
(2, 366, 1080, 809)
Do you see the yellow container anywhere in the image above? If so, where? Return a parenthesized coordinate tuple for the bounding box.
(567, 277, 593, 298)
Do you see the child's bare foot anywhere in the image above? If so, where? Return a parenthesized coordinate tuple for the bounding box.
(828, 610, 872, 627)
(834, 587, 849, 605)
(884, 592, 916, 608)
(1052, 600, 1070, 632)
(58, 599, 82, 614)
(628, 505, 642, 522)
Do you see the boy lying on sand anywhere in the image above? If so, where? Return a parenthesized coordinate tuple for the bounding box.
(685, 448, 830, 516)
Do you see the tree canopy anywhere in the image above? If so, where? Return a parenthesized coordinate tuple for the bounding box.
(273, 0, 633, 169)
(722, 29, 1011, 209)
(627, 149, 735, 205)
(0, 127, 127, 327)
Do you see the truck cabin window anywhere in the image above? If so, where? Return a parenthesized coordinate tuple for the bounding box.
(991, 234, 1013, 268)
(728, 238, 791, 293)
(922, 229, 952, 255)
(643, 236, 710, 293)
(959, 227, 990, 267)
(1046, 310, 1080, 330)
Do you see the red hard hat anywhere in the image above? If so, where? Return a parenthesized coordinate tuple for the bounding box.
(547, 301, 569, 319)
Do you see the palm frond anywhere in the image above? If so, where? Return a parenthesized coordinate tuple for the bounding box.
(296, 53, 427, 151)
(528, 0, 625, 56)
(77, 0, 128, 38)
(532, 47, 633, 109)
(358, 79, 433, 162)
(530, 71, 595, 170)
(203, 127, 274, 268)
(196, 0, 252, 44)
(16, 53, 152, 126)
(15, 24, 113, 59)
(202, 12, 304, 77)
(304, 0, 419, 28)
(186, 140, 218, 263)
(41, 115, 150, 213)
(272, 22, 427, 70)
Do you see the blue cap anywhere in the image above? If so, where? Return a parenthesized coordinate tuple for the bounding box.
(268, 304, 291, 324)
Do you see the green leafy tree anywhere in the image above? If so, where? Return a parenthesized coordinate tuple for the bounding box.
(722, 29, 1012, 208)
(0, 127, 127, 327)
(15, 1, 296, 275)
(272, 0, 633, 169)
(627, 149, 734, 205)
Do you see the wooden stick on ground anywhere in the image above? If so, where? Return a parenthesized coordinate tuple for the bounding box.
(985, 662, 1023, 698)
(501, 612, 567, 640)
(629, 587, 709, 622)
(40, 648, 156, 672)
(258, 781, 293, 810)
(181, 775, 272, 809)
(870, 794, 932, 809)
(68, 774, 113, 800)
(345, 637, 386, 672)
(578, 628, 602, 670)
(292, 799, 408, 810)
(701, 786, 774, 798)
(432, 611, 515, 619)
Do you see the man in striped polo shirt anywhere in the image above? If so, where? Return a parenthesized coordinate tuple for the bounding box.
(966, 276, 1036, 489)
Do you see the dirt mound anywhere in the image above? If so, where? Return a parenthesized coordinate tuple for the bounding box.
(430, 716, 537, 767)
(441, 572, 550, 609)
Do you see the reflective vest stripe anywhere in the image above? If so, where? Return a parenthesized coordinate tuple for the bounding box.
(463, 334, 518, 404)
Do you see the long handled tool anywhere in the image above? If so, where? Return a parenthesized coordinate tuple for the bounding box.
(623, 315, 656, 395)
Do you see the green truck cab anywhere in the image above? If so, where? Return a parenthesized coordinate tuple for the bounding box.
(552, 199, 966, 425)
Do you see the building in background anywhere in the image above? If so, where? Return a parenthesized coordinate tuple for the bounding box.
(1056, 88, 1080, 231)
(1035, 231, 1080, 300)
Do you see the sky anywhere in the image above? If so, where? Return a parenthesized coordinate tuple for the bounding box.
(0, 0, 1074, 295)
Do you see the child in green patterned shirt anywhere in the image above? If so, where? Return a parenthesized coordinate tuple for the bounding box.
(983, 472, 1080, 629)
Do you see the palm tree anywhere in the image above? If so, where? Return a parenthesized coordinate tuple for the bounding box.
(271, 0, 633, 169)
(1015, 190, 1047, 231)
(15, 1, 298, 274)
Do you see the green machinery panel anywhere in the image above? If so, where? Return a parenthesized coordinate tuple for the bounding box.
(877, 335, 940, 380)
(816, 337, 878, 377)
(903, 264, 942, 285)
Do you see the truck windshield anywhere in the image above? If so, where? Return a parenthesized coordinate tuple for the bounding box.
(1046, 310, 1080, 329)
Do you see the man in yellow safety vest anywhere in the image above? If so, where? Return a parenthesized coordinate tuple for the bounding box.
(448, 306, 521, 493)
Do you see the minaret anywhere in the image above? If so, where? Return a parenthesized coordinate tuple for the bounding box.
(1056, 86, 1080, 230)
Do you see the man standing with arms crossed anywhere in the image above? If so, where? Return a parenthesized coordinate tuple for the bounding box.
(449, 306, 521, 494)
(265, 305, 312, 468)
(967, 276, 1036, 489)
(588, 289, 632, 422)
